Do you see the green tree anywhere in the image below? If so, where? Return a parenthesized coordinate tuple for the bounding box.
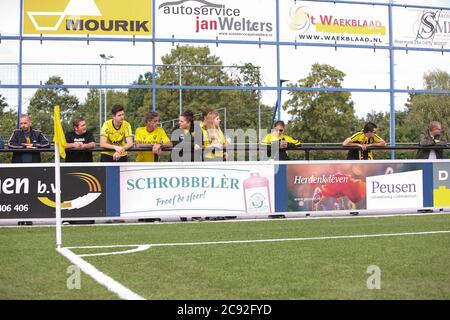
(127, 72, 153, 130)
(0, 94, 16, 137)
(127, 45, 273, 132)
(76, 88, 128, 135)
(403, 70, 450, 142)
(0, 94, 17, 162)
(27, 76, 80, 135)
(284, 63, 357, 144)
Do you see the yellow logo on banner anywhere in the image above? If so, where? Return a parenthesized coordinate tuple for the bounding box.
(24, 0, 152, 35)
(38, 173, 102, 210)
(434, 186, 450, 206)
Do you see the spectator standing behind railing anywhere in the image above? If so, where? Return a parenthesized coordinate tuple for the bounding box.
(170, 109, 203, 162)
(135, 112, 172, 162)
(203, 110, 228, 161)
(7, 114, 50, 163)
(0, 135, 4, 149)
(99, 104, 133, 162)
(65, 117, 96, 162)
(415, 121, 448, 159)
(261, 120, 301, 160)
(342, 122, 386, 160)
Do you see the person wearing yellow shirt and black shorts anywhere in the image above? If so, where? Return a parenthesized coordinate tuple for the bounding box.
(100, 104, 133, 162)
(262, 120, 301, 160)
(135, 112, 172, 162)
(342, 122, 386, 160)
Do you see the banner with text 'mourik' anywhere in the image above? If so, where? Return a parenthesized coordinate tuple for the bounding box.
(23, 0, 152, 35)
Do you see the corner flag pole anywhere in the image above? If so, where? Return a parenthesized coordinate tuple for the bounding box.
(55, 139, 62, 248)
(53, 105, 66, 249)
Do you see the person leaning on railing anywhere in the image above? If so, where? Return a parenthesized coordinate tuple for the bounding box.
(135, 112, 172, 162)
(170, 109, 203, 162)
(261, 120, 301, 160)
(99, 104, 133, 162)
(65, 116, 96, 162)
(342, 122, 386, 160)
(7, 114, 50, 163)
(203, 109, 228, 161)
(415, 121, 448, 159)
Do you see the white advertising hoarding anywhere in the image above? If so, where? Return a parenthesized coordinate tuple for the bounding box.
(366, 170, 423, 210)
(393, 7, 450, 48)
(155, 0, 275, 40)
(120, 164, 275, 217)
(279, 0, 389, 45)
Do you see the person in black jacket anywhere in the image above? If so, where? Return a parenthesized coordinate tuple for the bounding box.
(415, 121, 448, 159)
(170, 109, 203, 162)
(7, 114, 50, 163)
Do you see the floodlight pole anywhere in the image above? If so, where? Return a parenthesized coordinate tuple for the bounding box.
(100, 54, 114, 123)
(99, 64, 102, 132)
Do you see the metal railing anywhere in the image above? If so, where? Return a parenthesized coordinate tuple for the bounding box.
(1, 144, 449, 161)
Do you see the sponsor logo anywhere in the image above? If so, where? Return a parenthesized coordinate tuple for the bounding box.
(416, 10, 450, 41)
(287, 3, 385, 35)
(24, 0, 151, 35)
(433, 166, 450, 206)
(286, 3, 386, 44)
(158, 0, 273, 37)
(288, 6, 312, 33)
(438, 170, 448, 181)
(38, 173, 102, 210)
(366, 170, 423, 209)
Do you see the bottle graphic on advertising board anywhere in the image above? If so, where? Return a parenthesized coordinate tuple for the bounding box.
(243, 172, 272, 214)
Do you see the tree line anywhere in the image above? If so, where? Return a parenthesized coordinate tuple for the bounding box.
(1, 45, 449, 162)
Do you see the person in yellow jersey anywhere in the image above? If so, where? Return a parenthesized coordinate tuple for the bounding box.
(262, 120, 301, 160)
(342, 122, 386, 160)
(203, 110, 228, 161)
(135, 112, 172, 162)
(100, 104, 133, 162)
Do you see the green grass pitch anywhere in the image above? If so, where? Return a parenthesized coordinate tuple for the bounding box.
(1, 214, 449, 299)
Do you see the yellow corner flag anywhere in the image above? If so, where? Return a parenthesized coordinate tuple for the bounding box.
(53, 105, 67, 159)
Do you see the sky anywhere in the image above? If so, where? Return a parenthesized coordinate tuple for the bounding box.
(0, 0, 449, 124)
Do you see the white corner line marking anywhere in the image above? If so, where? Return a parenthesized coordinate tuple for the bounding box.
(57, 247, 145, 300)
(78, 245, 152, 257)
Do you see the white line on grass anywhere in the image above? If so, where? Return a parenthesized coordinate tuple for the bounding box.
(78, 245, 151, 257)
(57, 247, 145, 300)
(66, 230, 450, 251)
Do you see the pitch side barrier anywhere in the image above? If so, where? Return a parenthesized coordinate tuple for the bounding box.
(0, 158, 450, 226)
(0, 144, 449, 161)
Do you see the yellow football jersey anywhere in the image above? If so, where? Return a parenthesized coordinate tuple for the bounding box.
(347, 130, 383, 160)
(203, 128, 227, 160)
(262, 132, 301, 145)
(100, 119, 133, 157)
(135, 127, 170, 162)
